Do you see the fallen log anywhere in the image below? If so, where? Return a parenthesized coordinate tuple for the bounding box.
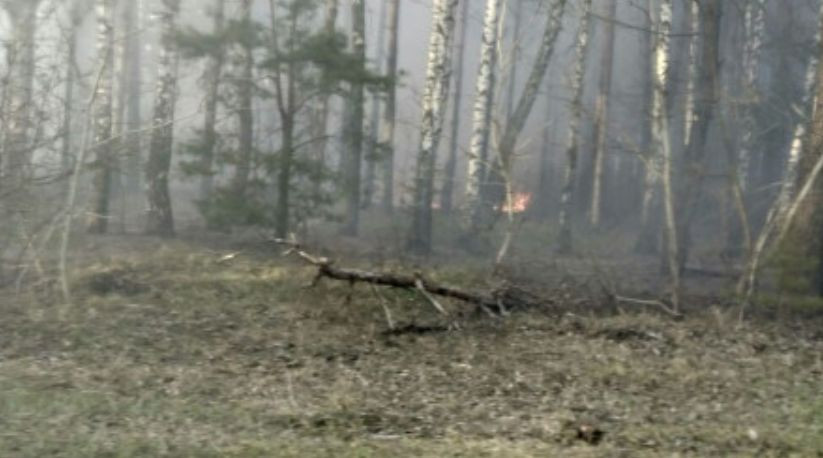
(272, 239, 549, 315)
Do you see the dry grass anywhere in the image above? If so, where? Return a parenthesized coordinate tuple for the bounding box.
(0, 237, 821, 457)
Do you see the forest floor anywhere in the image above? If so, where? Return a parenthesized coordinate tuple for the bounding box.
(0, 233, 822, 457)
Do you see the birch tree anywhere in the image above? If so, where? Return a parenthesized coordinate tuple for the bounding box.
(380, 0, 400, 213)
(556, 0, 592, 254)
(589, 0, 617, 227)
(462, 0, 504, 230)
(407, 0, 460, 253)
(87, 0, 115, 234)
(648, 0, 680, 310)
(738, 1, 823, 309)
(471, 0, 567, 233)
(145, 0, 181, 236)
(440, 0, 470, 214)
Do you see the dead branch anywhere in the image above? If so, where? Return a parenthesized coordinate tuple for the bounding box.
(273, 238, 547, 315)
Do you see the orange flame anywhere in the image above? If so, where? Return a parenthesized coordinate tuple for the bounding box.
(500, 192, 532, 214)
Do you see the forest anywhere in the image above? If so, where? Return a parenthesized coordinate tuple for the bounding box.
(0, 0, 822, 456)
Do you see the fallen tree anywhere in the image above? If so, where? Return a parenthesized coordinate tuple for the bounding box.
(272, 238, 549, 317)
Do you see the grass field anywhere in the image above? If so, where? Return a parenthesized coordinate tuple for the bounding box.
(0, 236, 821, 457)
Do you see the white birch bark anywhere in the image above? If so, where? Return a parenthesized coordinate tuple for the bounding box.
(408, 0, 460, 253)
(462, 0, 504, 229)
(556, 0, 592, 254)
(738, 1, 823, 307)
(682, 0, 699, 149)
(650, 0, 680, 310)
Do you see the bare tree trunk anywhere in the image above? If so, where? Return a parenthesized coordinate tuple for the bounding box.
(439, 0, 470, 215)
(635, 0, 658, 255)
(588, 0, 617, 228)
(738, 2, 823, 309)
(407, 0, 461, 254)
(312, 0, 339, 202)
(124, 0, 144, 198)
(462, 0, 504, 230)
(649, 0, 680, 310)
(144, 0, 180, 236)
(380, 0, 400, 213)
(232, 0, 255, 197)
(474, 0, 567, 232)
(504, 0, 523, 120)
(556, 0, 592, 254)
(676, 0, 721, 273)
(199, 0, 225, 202)
(87, 0, 115, 234)
(341, 0, 366, 235)
(362, 0, 388, 210)
(61, 3, 82, 173)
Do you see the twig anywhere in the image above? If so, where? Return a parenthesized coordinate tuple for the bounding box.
(613, 294, 682, 318)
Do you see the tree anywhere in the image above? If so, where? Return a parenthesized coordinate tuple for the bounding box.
(341, 0, 366, 236)
(232, 0, 256, 198)
(362, 0, 388, 210)
(198, 0, 226, 202)
(440, 0, 471, 215)
(380, 0, 401, 213)
(556, 0, 593, 254)
(145, 0, 181, 236)
(407, 0, 461, 254)
(589, 0, 617, 227)
(462, 0, 504, 232)
(87, 0, 115, 234)
(675, 0, 721, 273)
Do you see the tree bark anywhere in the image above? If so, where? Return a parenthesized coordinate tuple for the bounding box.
(199, 0, 225, 202)
(439, 0, 470, 215)
(87, 0, 115, 234)
(232, 0, 255, 197)
(589, 0, 617, 228)
(556, 0, 592, 253)
(341, 0, 366, 236)
(144, 0, 181, 236)
(676, 0, 721, 273)
(362, 0, 388, 210)
(462, 0, 504, 231)
(407, 0, 461, 253)
(380, 0, 400, 213)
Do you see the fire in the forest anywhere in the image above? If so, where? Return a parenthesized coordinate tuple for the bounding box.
(499, 192, 532, 214)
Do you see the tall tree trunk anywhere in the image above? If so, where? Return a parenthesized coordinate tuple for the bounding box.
(362, 0, 388, 210)
(199, 0, 226, 202)
(472, 0, 567, 234)
(462, 0, 504, 230)
(556, 0, 592, 254)
(124, 0, 144, 197)
(407, 0, 461, 254)
(440, 0, 470, 215)
(635, 0, 659, 254)
(341, 0, 366, 235)
(144, 0, 180, 236)
(739, 1, 823, 306)
(380, 0, 400, 213)
(1, 0, 40, 191)
(675, 0, 721, 272)
(232, 0, 255, 197)
(505, 0, 523, 120)
(589, 0, 617, 227)
(61, 3, 82, 173)
(651, 0, 680, 311)
(88, 0, 115, 234)
(312, 0, 339, 202)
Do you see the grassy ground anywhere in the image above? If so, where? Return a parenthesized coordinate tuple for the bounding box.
(1, 236, 822, 457)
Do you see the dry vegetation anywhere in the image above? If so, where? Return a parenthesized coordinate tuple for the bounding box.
(0, 235, 822, 457)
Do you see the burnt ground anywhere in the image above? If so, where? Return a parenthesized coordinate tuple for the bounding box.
(0, 234, 821, 457)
